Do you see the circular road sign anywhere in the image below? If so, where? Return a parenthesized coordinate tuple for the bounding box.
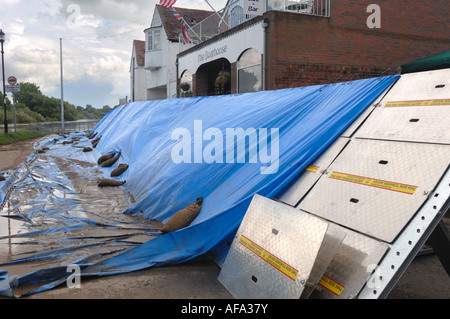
(7, 76, 17, 85)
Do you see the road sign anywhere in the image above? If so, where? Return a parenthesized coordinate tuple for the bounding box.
(6, 85, 20, 93)
(7, 76, 17, 85)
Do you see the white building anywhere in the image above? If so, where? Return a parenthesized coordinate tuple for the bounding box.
(130, 40, 147, 102)
(131, 5, 215, 101)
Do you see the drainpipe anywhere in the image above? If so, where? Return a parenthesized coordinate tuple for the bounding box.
(176, 57, 179, 98)
(262, 18, 269, 91)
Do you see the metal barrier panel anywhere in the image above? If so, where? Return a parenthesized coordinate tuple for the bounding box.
(306, 223, 388, 299)
(276, 137, 349, 207)
(355, 69, 450, 144)
(218, 195, 329, 299)
(298, 139, 450, 243)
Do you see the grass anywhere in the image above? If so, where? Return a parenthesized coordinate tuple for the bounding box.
(0, 131, 49, 146)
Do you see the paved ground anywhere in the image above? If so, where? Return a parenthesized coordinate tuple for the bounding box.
(0, 138, 449, 300)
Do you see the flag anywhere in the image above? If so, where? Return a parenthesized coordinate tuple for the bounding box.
(170, 7, 183, 22)
(159, 0, 176, 8)
(181, 20, 191, 44)
(170, 8, 192, 44)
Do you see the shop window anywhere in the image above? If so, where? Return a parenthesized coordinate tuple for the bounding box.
(237, 49, 262, 93)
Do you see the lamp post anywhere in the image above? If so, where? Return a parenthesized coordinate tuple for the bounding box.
(0, 29, 7, 134)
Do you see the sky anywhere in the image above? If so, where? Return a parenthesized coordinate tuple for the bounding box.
(0, 0, 225, 108)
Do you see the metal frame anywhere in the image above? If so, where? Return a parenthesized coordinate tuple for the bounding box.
(358, 167, 450, 298)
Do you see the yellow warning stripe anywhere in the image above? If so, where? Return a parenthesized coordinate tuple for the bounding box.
(239, 235, 298, 281)
(319, 275, 345, 296)
(329, 171, 418, 195)
(385, 99, 450, 108)
(305, 165, 319, 173)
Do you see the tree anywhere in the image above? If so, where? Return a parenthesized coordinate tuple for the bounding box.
(14, 82, 43, 112)
(7, 81, 106, 123)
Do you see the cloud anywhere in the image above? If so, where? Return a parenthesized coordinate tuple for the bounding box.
(1, 0, 157, 108)
(1, 0, 227, 108)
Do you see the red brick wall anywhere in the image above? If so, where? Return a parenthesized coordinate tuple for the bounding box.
(331, 0, 449, 39)
(265, 0, 449, 90)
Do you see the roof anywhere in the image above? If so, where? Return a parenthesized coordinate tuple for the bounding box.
(133, 40, 146, 66)
(401, 50, 450, 74)
(156, 4, 215, 41)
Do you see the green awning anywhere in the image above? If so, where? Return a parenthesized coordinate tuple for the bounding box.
(401, 50, 450, 74)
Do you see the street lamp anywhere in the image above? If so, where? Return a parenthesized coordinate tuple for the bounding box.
(0, 29, 8, 134)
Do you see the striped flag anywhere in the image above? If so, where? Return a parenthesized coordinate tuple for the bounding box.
(170, 8, 192, 44)
(181, 20, 191, 44)
(159, 0, 176, 8)
(170, 7, 183, 22)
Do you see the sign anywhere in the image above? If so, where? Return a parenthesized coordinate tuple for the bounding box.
(329, 171, 418, 195)
(6, 85, 21, 93)
(243, 0, 264, 16)
(239, 235, 299, 281)
(385, 99, 450, 108)
(7, 76, 17, 86)
(197, 45, 228, 62)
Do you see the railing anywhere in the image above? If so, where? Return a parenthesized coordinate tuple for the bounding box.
(28, 120, 100, 134)
(271, 0, 330, 16)
(179, 0, 330, 49)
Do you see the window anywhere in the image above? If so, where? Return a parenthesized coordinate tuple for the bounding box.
(147, 28, 161, 51)
(237, 49, 262, 93)
(229, 6, 243, 28)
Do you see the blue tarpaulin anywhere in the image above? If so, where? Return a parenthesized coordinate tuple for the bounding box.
(0, 75, 399, 297)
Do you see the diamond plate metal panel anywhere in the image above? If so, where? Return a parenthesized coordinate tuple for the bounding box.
(218, 194, 329, 299)
(276, 137, 350, 207)
(298, 139, 450, 243)
(356, 69, 450, 143)
(301, 225, 346, 299)
(308, 223, 389, 299)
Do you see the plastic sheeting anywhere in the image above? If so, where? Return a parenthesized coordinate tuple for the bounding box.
(0, 75, 399, 297)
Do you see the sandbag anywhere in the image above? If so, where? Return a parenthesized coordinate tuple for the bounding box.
(161, 197, 203, 233)
(83, 147, 93, 152)
(97, 179, 126, 187)
(91, 137, 101, 145)
(110, 164, 129, 177)
(97, 153, 115, 164)
(100, 153, 121, 167)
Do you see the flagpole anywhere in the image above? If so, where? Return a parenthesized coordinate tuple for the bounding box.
(60, 38, 65, 133)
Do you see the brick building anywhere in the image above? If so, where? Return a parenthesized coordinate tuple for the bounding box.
(177, 0, 449, 97)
